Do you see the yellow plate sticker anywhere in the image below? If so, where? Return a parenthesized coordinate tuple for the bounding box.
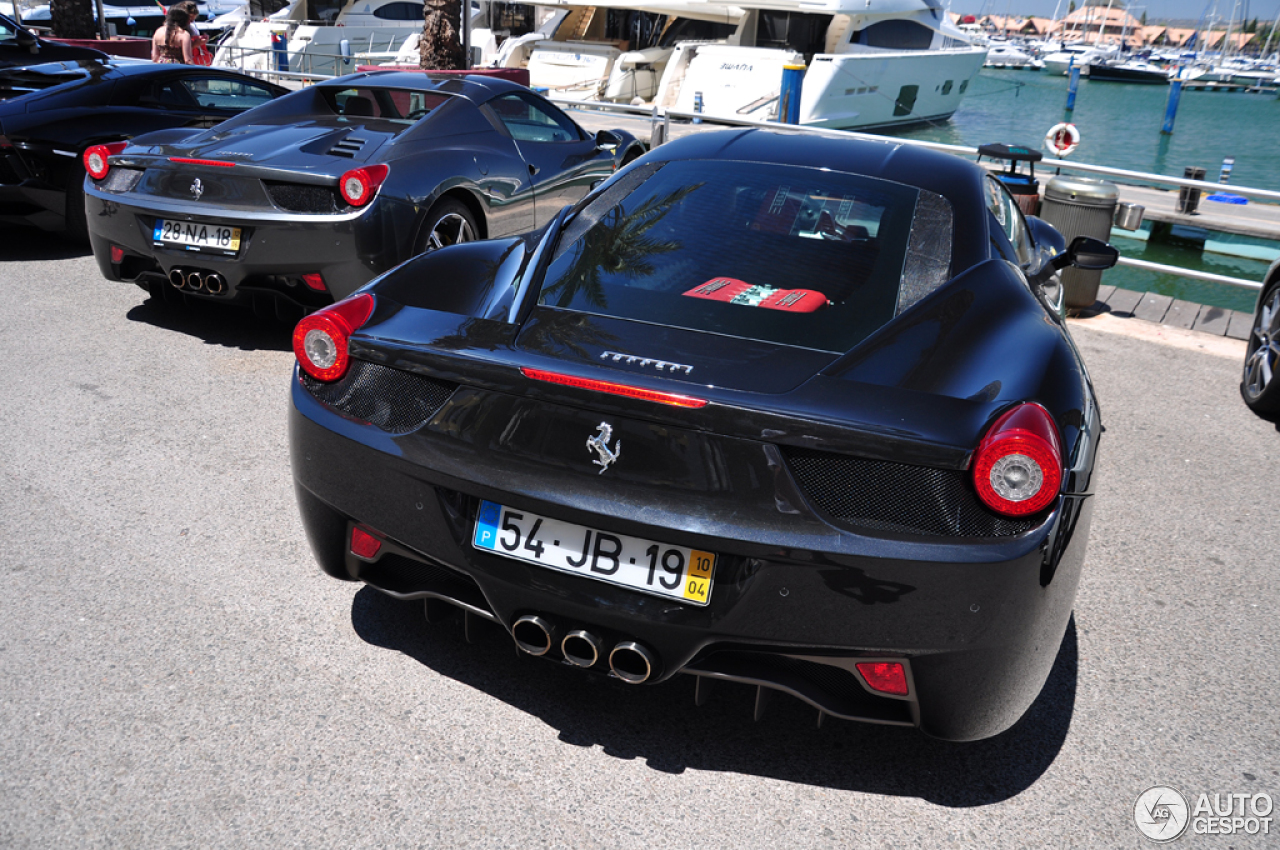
(682, 549, 716, 603)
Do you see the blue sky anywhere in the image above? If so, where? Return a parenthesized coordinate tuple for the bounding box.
(949, 2, 1280, 24)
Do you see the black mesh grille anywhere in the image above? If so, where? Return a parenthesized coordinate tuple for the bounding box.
(264, 181, 341, 213)
(0, 153, 21, 184)
(302, 360, 457, 433)
(781, 446, 1039, 538)
(102, 167, 143, 193)
(358, 552, 492, 613)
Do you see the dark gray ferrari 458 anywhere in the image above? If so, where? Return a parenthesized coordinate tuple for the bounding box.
(85, 70, 643, 315)
(288, 128, 1118, 742)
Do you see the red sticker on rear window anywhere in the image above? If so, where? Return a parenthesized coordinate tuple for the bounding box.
(683, 278, 828, 313)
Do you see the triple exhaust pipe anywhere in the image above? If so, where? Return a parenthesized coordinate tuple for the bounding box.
(512, 614, 656, 684)
(169, 268, 227, 295)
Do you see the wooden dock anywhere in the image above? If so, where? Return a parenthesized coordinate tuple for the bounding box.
(1085, 285, 1254, 340)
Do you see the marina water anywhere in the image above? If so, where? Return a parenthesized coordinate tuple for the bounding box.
(882, 68, 1280, 313)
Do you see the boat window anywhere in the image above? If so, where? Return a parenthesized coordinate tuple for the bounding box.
(539, 159, 945, 353)
(372, 2, 424, 20)
(755, 12, 832, 58)
(306, 0, 346, 24)
(488, 92, 581, 143)
(855, 20, 936, 51)
(658, 17, 737, 48)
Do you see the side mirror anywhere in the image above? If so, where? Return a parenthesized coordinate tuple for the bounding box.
(1052, 235, 1119, 272)
(16, 29, 38, 50)
(594, 129, 621, 151)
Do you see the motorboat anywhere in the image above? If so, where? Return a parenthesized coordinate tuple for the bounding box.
(983, 42, 1041, 69)
(1042, 42, 1117, 75)
(1087, 58, 1170, 85)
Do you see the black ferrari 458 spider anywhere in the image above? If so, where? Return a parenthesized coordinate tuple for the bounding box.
(85, 71, 643, 315)
(288, 128, 1118, 742)
(0, 58, 286, 239)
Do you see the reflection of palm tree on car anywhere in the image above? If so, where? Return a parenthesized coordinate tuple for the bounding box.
(544, 184, 703, 309)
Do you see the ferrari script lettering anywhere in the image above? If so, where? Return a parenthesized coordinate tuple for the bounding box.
(599, 351, 693, 375)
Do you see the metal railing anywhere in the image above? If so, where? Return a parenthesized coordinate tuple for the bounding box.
(220, 67, 1272, 296)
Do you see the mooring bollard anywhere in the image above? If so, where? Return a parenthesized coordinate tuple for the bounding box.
(1065, 60, 1081, 111)
(1176, 166, 1207, 214)
(1161, 77, 1183, 135)
(779, 63, 806, 124)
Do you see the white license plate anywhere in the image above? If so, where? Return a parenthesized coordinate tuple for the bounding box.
(472, 500, 716, 606)
(153, 219, 241, 254)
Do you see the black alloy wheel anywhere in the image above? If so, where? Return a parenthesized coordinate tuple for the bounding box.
(414, 199, 477, 255)
(1241, 279, 1280, 420)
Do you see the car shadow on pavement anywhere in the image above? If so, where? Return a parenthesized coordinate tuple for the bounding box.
(0, 227, 91, 261)
(125, 294, 294, 353)
(351, 587, 1076, 806)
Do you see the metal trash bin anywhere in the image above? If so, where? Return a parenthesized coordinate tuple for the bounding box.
(1177, 166, 1207, 214)
(1039, 176, 1119, 310)
(978, 143, 1042, 216)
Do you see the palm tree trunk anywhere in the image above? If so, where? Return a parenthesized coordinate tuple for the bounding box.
(50, 0, 98, 39)
(420, 0, 465, 70)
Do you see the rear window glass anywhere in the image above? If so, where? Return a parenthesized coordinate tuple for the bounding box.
(321, 86, 449, 126)
(539, 159, 949, 352)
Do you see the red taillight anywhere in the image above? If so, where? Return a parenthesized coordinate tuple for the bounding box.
(972, 402, 1063, 517)
(110, 245, 124, 264)
(84, 142, 128, 181)
(167, 157, 237, 167)
(350, 525, 383, 560)
(301, 272, 326, 292)
(292, 293, 374, 382)
(520, 367, 708, 408)
(856, 661, 909, 696)
(338, 164, 389, 207)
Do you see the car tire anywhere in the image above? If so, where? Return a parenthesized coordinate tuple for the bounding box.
(64, 164, 89, 243)
(1241, 278, 1280, 420)
(414, 198, 477, 255)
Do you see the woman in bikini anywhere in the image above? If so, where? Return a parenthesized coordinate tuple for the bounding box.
(151, 6, 194, 64)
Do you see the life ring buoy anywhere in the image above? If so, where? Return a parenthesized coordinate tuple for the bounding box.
(1045, 122, 1080, 157)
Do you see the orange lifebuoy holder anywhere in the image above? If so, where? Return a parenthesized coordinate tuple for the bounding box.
(1044, 122, 1081, 158)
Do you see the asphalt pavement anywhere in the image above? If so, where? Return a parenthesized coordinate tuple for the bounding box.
(1, 229, 1276, 848)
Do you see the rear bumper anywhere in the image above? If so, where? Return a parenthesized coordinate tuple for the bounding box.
(84, 187, 414, 305)
(288, 372, 1094, 741)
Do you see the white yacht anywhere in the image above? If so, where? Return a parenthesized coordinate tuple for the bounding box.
(212, 0, 521, 77)
(488, 3, 740, 102)
(648, 0, 988, 131)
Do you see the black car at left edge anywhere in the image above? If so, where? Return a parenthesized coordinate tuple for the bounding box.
(0, 59, 287, 239)
(85, 71, 643, 312)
